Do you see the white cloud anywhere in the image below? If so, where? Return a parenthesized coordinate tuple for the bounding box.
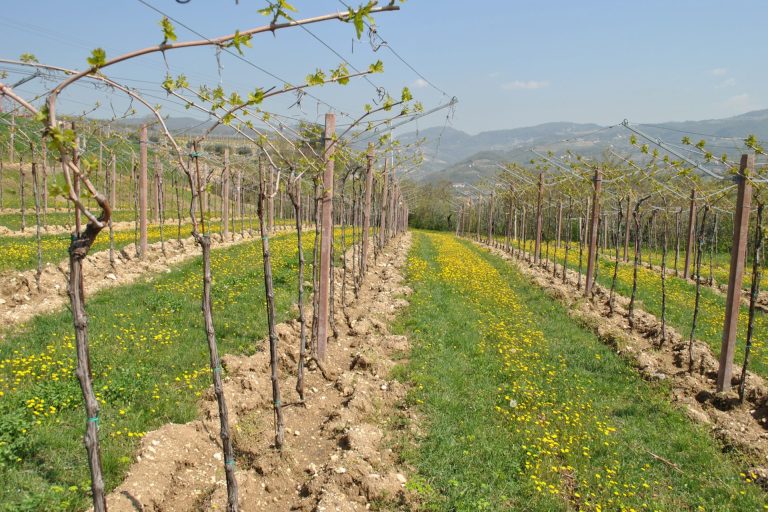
(710, 67, 728, 76)
(723, 93, 751, 112)
(413, 78, 429, 89)
(501, 80, 550, 91)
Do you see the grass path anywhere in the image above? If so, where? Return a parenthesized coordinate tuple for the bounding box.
(394, 231, 766, 511)
(505, 238, 768, 381)
(0, 230, 308, 511)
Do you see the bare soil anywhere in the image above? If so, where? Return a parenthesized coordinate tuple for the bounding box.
(101, 234, 415, 511)
(479, 241, 768, 479)
(0, 231, 259, 331)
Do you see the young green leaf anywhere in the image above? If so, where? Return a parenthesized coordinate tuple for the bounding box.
(175, 74, 189, 89)
(331, 63, 350, 85)
(230, 30, 253, 56)
(87, 48, 107, 69)
(160, 17, 177, 44)
(368, 60, 384, 74)
(306, 69, 326, 87)
(248, 88, 265, 104)
(162, 74, 174, 92)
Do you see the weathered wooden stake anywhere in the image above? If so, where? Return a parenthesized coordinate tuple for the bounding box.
(534, 172, 543, 263)
(716, 154, 753, 393)
(138, 125, 148, 257)
(110, 153, 116, 212)
(584, 166, 602, 296)
(222, 148, 230, 239)
(624, 196, 632, 263)
(556, 200, 563, 249)
(153, 155, 161, 223)
(487, 191, 495, 243)
(379, 157, 389, 248)
(683, 188, 696, 280)
(317, 113, 335, 361)
(361, 143, 374, 277)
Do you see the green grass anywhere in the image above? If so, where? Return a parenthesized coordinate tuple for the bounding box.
(0, 210, 141, 231)
(0, 213, 277, 273)
(0, 230, 311, 511)
(503, 236, 768, 382)
(393, 231, 766, 511)
(0, 221, 198, 273)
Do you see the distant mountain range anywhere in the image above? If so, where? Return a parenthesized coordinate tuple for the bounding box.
(397, 109, 768, 185)
(116, 109, 768, 186)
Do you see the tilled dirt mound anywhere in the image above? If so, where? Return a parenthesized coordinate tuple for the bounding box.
(479, 241, 768, 479)
(102, 234, 414, 511)
(0, 231, 258, 330)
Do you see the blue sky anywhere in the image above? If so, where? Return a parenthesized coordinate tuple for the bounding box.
(2, 1, 767, 135)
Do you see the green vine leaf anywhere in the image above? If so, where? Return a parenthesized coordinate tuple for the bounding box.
(257, 0, 297, 25)
(175, 74, 189, 89)
(346, 1, 376, 40)
(229, 91, 243, 106)
(87, 48, 107, 69)
(368, 60, 384, 74)
(306, 69, 326, 87)
(229, 30, 253, 56)
(20, 53, 38, 63)
(160, 17, 177, 44)
(162, 74, 174, 92)
(331, 63, 350, 85)
(248, 88, 265, 104)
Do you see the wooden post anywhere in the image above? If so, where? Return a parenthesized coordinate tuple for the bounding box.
(236, 168, 243, 235)
(153, 154, 161, 223)
(98, 142, 103, 194)
(110, 153, 116, 211)
(42, 143, 48, 221)
(222, 147, 230, 239)
(534, 172, 543, 263)
(317, 113, 335, 361)
(513, 208, 518, 251)
(138, 125, 148, 257)
(487, 191, 494, 243)
(9, 115, 15, 163)
(379, 157, 389, 247)
(584, 166, 602, 296)
(683, 188, 696, 280)
(623, 198, 632, 262)
(556, 200, 563, 249)
(201, 163, 209, 221)
(268, 165, 275, 232)
(716, 154, 753, 393)
(388, 159, 396, 240)
(361, 143, 374, 276)
(20, 158, 26, 232)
